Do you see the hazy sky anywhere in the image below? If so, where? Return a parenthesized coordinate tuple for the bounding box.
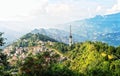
(0, 0, 120, 32)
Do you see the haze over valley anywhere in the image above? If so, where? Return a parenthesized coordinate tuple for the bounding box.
(1, 12, 120, 46)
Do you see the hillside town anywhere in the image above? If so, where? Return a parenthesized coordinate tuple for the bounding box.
(3, 40, 67, 66)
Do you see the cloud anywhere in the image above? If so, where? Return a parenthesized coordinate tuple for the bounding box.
(96, 6, 102, 12)
(0, 0, 118, 36)
(46, 3, 71, 16)
(106, 0, 120, 14)
(0, 0, 118, 31)
(0, 0, 48, 21)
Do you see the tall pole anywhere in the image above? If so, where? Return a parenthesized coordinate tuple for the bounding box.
(69, 25, 72, 46)
(70, 25, 72, 37)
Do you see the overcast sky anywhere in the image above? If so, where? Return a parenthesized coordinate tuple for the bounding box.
(0, 0, 120, 32)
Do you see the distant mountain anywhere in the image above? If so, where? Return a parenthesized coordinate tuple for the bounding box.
(56, 12, 120, 33)
(1, 12, 120, 46)
(29, 13, 120, 46)
(97, 32, 120, 46)
(31, 28, 84, 44)
(54, 12, 120, 46)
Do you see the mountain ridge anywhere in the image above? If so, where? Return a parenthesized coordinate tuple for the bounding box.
(1, 12, 120, 46)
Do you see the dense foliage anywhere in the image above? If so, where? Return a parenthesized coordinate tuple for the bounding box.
(17, 51, 75, 76)
(1, 32, 120, 76)
(0, 32, 5, 46)
(0, 33, 10, 76)
(64, 41, 120, 76)
(50, 42, 68, 53)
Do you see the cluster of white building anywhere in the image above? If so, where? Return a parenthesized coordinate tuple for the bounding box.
(3, 40, 68, 65)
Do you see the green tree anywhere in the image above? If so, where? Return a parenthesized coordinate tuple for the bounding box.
(116, 46, 120, 59)
(0, 32, 5, 46)
(0, 32, 10, 76)
(107, 46, 115, 54)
